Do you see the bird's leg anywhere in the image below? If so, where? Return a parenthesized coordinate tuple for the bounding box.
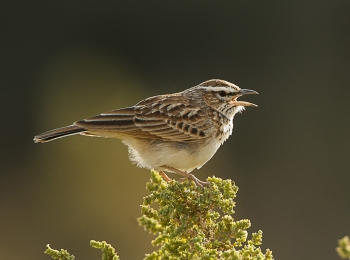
(159, 171, 172, 182)
(160, 166, 210, 187)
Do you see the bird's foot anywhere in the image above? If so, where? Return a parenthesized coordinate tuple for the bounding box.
(160, 166, 210, 187)
(186, 174, 210, 187)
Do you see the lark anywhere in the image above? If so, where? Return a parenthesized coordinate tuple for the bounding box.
(34, 79, 258, 186)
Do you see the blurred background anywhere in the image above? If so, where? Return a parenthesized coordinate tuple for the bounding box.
(1, 1, 350, 259)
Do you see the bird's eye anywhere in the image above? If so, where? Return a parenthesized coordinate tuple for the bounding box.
(218, 91, 227, 97)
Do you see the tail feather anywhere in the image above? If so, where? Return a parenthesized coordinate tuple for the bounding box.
(34, 125, 85, 143)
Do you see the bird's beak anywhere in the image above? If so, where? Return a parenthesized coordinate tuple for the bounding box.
(230, 89, 259, 107)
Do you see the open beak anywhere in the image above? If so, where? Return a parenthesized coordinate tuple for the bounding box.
(230, 89, 258, 107)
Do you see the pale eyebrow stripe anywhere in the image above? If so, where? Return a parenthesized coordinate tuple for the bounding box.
(198, 86, 239, 93)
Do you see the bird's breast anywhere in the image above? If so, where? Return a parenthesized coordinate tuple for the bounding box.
(121, 137, 221, 173)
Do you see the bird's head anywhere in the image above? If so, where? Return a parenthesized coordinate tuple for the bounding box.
(196, 79, 258, 119)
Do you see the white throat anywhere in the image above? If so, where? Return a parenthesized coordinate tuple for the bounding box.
(218, 104, 245, 121)
(231, 105, 245, 118)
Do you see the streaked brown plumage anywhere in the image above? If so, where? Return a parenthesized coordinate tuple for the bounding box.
(34, 79, 258, 186)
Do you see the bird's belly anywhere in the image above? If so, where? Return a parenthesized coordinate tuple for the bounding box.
(122, 137, 220, 172)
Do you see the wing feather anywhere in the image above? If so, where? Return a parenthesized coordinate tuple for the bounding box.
(74, 95, 210, 141)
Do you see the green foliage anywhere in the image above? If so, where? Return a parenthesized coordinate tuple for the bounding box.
(90, 240, 120, 260)
(138, 170, 273, 260)
(44, 244, 75, 260)
(45, 241, 120, 260)
(337, 236, 350, 259)
(44, 171, 273, 260)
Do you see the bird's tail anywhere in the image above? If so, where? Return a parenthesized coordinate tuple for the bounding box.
(34, 125, 85, 143)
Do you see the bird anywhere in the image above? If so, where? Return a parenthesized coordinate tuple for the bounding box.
(34, 79, 258, 186)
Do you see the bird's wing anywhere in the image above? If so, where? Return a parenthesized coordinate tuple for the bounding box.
(74, 94, 209, 141)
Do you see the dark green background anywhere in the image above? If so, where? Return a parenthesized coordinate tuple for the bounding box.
(1, 1, 349, 259)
